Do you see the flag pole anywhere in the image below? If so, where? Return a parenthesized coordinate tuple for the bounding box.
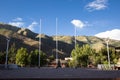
(56, 18, 58, 66)
(106, 38, 111, 69)
(38, 19, 41, 68)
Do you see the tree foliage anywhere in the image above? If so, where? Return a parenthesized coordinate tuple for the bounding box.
(16, 47, 28, 67)
(28, 49, 47, 66)
(70, 44, 120, 68)
(70, 44, 96, 67)
(98, 47, 119, 64)
(0, 52, 5, 64)
(8, 43, 16, 64)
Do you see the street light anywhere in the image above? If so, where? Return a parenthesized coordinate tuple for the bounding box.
(105, 38, 111, 69)
(5, 38, 10, 69)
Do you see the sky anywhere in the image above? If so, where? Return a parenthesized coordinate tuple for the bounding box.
(0, 0, 120, 40)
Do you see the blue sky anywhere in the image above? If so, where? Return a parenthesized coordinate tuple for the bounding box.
(0, 0, 120, 40)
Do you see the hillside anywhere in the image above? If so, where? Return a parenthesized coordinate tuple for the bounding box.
(0, 23, 120, 59)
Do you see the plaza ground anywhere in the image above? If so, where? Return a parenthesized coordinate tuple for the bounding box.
(0, 67, 120, 80)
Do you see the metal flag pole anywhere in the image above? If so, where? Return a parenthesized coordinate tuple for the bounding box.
(74, 26, 77, 68)
(75, 26, 76, 49)
(38, 19, 41, 68)
(5, 38, 10, 69)
(56, 18, 58, 65)
(106, 38, 111, 69)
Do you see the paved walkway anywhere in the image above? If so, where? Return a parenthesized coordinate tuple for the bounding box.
(0, 67, 120, 80)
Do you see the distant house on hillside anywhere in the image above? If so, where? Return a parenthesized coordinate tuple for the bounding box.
(115, 47, 120, 53)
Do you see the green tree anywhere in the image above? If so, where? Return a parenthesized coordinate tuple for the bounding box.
(8, 43, 16, 64)
(16, 47, 28, 67)
(69, 44, 119, 68)
(113, 50, 120, 64)
(40, 50, 47, 66)
(70, 44, 96, 67)
(0, 52, 5, 64)
(28, 49, 47, 67)
(98, 47, 119, 64)
(28, 50, 38, 66)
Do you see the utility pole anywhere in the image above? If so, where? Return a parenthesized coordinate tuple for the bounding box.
(5, 38, 10, 69)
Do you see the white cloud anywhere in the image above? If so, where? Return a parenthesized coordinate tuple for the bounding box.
(9, 17, 24, 27)
(27, 21, 38, 31)
(9, 18, 39, 32)
(13, 17, 23, 21)
(8, 18, 39, 32)
(86, 0, 108, 11)
(95, 29, 120, 40)
(71, 19, 86, 28)
(9, 22, 24, 27)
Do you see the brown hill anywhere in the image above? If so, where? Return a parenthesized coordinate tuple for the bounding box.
(0, 23, 120, 59)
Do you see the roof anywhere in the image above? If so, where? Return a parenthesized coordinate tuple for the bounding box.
(115, 47, 120, 49)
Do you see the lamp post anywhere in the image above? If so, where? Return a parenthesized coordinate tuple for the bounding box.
(5, 38, 10, 69)
(106, 38, 111, 69)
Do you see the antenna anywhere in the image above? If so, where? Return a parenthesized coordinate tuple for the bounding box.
(38, 19, 41, 68)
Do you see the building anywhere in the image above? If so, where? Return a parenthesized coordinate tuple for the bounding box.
(115, 47, 120, 53)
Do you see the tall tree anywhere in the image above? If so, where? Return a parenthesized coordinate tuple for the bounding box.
(0, 52, 5, 64)
(16, 47, 28, 67)
(70, 44, 96, 67)
(8, 43, 16, 64)
(28, 49, 47, 67)
(98, 47, 119, 64)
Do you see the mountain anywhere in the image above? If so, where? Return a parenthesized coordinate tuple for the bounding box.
(0, 23, 120, 59)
